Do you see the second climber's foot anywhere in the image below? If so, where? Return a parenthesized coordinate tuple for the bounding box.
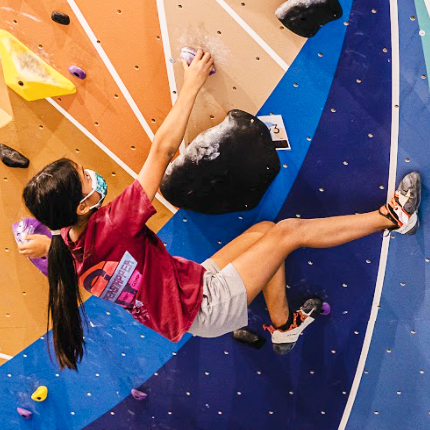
(379, 171, 421, 235)
(264, 298, 322, 355)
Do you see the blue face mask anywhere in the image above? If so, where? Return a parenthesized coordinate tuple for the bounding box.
(80, 169, 108, 210)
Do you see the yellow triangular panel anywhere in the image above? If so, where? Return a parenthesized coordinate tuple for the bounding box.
(0, 30, 76, 101)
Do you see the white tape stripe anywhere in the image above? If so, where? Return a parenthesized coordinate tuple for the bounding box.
(338, 0, 400, 428)
(155, 0, 178, 105)
(154, 0, 185, 154)
(0, 352, 13, 360)
(66, 0, 154, 141)
(425, 0, 430, 17)
(46, 98, 177, 214)
(214, 0, 289, 71)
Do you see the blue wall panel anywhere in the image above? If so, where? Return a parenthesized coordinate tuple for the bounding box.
(348, 1, 430, 428)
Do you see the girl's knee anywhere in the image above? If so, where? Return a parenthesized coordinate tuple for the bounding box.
(247, 221, 276, 234)
(275, 218, 306, 235)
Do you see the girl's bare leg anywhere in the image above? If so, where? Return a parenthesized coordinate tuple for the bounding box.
(210, 222, 289, 327)
(232, 211, 395, 304)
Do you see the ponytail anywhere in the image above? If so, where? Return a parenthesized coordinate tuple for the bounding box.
(47, 234, 86, 370)
(23, 158, 87, 371)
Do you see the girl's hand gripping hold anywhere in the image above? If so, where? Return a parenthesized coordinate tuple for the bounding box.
(182, 48, 215, 94)
(18, 234, 51, 259)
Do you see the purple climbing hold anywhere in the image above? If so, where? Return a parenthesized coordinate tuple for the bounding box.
(12, 218, 52, 277)
(17, 407, 32, 419)
(131, 388, 147, 400)
(68, 65, 87, 80)
(321, 301, 331, 316)
(180, 47, 216, 75)
(0, 144, 29, 168)
(51, 11, 70, 25)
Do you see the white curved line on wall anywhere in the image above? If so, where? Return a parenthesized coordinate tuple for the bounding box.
(214, 0, 289, 71)
(46, 97, 177, 214)
(425, 0, 430, 16)
(338, 0, 400, 428)
(66, 0, 155, 142)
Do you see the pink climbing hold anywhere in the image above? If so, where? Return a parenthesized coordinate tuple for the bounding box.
(17, 407, 32, 419)
(131, 388, 147, 400)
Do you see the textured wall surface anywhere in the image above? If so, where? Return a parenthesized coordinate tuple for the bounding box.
(1, 0, 428, 429)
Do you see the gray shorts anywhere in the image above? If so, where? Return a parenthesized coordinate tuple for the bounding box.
(188, 259, 248, 338)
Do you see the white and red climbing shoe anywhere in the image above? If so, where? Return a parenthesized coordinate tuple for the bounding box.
(379, 171, 421, 235)
(264, 298, 322, 355)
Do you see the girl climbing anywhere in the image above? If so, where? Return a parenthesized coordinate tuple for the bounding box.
(19, 49, 421, 370)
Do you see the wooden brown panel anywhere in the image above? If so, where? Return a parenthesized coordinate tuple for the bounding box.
(74, 0, 173, 130)
(224, 0, 306, 66)
(0, 1, 154, 173)
(164, 0, 288, 144)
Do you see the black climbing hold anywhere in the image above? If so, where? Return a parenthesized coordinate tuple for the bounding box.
(275, 0, 343, 38)
(160, 110, 280, 214)
(51, 11, 70, 25)
(0, 144, 30, 168)
(232, 328, 266, 349)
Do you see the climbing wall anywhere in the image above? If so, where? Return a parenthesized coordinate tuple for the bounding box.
(0, 0, 428, 429)
(347, 0, 430, 428)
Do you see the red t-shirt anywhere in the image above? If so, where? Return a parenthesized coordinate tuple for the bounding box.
(61, 180, 205, 342)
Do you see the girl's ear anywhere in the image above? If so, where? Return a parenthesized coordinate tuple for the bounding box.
(76, 202, 90, 216)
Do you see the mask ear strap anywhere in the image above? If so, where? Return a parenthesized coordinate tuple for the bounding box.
(80, 188, 96, 205)
(80, 169, 98, 204)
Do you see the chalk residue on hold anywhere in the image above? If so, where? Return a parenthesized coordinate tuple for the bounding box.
(6, 38, 61, 86)
(177, 26, 230, 68)
(165, 116, 233, 175)
(276, 0, 326, 19)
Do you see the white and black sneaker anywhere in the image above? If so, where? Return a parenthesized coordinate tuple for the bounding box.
(264, 298, 322, 355)
(379, 171, 421, 235)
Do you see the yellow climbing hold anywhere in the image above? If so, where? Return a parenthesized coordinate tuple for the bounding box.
(0, 30, 76, 101)
(31, 386, 48, 402)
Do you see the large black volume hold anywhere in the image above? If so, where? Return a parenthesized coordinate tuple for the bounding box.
(160, 109, 281, 215)
(275, 0, 343, 38)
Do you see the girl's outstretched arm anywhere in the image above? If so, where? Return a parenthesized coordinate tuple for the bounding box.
(137, 49, 214, 202)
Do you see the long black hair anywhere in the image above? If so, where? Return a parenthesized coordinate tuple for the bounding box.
(23, 158, 87, 371)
